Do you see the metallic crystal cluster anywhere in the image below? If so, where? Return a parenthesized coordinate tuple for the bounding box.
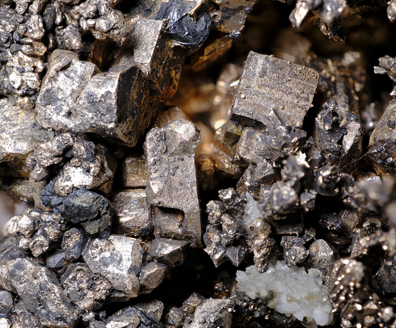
(1, 0, 396, 327)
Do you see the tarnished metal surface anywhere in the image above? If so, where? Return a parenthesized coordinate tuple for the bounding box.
(37, 50, 151, 146)
(83, 235, 143, 299)
(145, 119, 202, 247)
(230, 52, 319, 130)
(112, 189, 152, 237)
(0, 0, 396, 327)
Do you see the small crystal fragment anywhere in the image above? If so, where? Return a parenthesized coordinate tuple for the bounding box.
(62, 227, 85, 262)
(0, 291, 13, 317)
(184, 299, 234, 328)
(82, 235, 143, 299)
(148, 238, 189, 268)
(145, 119, 202, 247)
(112, 189, 152, 237)
(61, 263, 112, 311)
(307, 239, 336, 269)
(41, 181, 114, 235)
(121, 155, 147, 189)
(139, 262, 168, 294)
(131, 19, 184, 102)
(0, 99, 54, 176)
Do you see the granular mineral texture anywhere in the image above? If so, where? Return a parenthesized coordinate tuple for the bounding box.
(1, 0, 396, 327)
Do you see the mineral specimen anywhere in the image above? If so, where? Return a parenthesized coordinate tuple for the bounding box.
(29, 133, 116, 195)
(0, 236, 79, 327)
(121, 155, 147, 189)
(41, 181, 114, 235)
(307, 239, 336, 269)
(230, 51, 319, 130)
(0, 291, 12, 317)
(148, 238, 189, 268)
(154, 0, 211, 54)
(280, 236, 309, 267)
(131, 19, 184, 102)
(364, 99, 396, 173)
(1, 0, 396, 326)
(374, 258, 396, 297)
(145, 119, 202, 247)
(37, 49, 151, 146)
(61, 263, 112, 311)
(211, 0, 257, 37)
(62, 227, 85, 262)
(112, 189, 152, 237)
(82, 235, 142, 300)
(184, 298, 234, 328)
(204, 188, 275, 269)
(236, 261, 333, 326)
(104, 302, 163, 328)
(0, 99, 54, 176)
(139, 262, 168, 294)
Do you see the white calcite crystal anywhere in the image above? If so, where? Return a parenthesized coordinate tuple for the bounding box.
(236, 261, 333, 327)
(244, 192, 262, 226)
